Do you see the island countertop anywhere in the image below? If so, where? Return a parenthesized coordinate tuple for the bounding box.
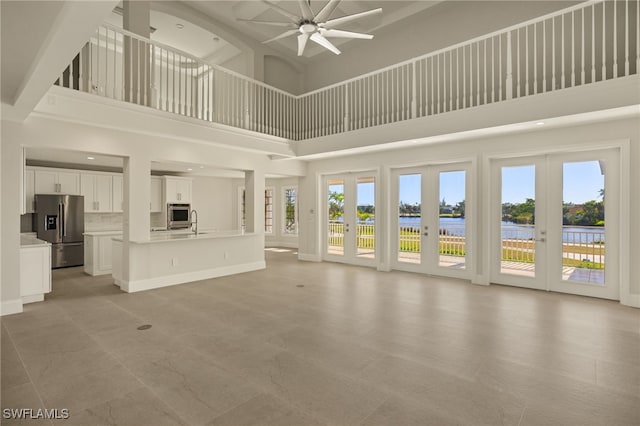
(20, 234, 51, 248)
(113, 230, 256, 244)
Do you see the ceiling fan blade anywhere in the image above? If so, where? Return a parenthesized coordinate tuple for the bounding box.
(261, 0, 301, 23)
(322, 8, 382, 29)
(319, 29, 373, 39)
(262, 29, 299, 44)
(237, 19, 296, 28)
(310, 32, 341, 55)
(297, 0, 315, 21)
(297, 33, 310, 56)
(314, 0, 341, 23)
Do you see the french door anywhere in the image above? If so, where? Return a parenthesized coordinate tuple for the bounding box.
(490, 149, 620, 300)
(391, 162, 473, 279)
(324, 173, 377, 266)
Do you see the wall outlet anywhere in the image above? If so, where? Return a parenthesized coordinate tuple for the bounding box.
(172, 257, 179, 266)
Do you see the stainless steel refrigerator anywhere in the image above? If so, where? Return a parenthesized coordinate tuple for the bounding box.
(35, 194, 84, 268)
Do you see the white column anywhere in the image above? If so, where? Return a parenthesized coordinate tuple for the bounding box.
(1, 136, 23, 315)
(123, 1, 150, 105)
(244, 170, 265, 234)
(123, 156, 150, 242)
(122, 156, 150, 285)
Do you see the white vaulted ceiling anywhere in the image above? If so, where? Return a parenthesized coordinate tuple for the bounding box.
(182, 1, 442, 59)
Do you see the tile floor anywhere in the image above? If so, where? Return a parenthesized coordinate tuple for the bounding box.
(2, 249, 639, 426)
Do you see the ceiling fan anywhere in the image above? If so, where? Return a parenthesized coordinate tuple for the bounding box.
(238, 0, 382, 56)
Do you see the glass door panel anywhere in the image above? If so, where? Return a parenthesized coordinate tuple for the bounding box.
(356, 177, 376, 260)
(561, 161, 605, 285)
(398, 173, 421, 264)
(491, 157, 547, 291)
(327, 179, 345, 257)
(500, 165, 537, 277)
(438, 171, 466, 269)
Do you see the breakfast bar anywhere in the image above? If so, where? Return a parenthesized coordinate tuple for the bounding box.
(111, 231, 265, 292)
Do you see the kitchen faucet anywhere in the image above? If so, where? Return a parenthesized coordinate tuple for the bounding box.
(191, 209, 198, 235)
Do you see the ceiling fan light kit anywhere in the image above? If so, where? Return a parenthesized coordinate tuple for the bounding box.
(239, 0, 382, 56)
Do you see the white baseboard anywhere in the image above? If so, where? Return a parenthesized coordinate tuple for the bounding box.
(265, 240, 298, 249)
(1, 298, 23, 316)
(22, 294, 44, 304)
(472, 275, 490, 285)
(621, 294, 640, 308)
(298, 253, 321, 262)
(120, 261, 266, 293)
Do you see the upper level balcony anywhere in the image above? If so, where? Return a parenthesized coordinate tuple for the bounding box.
(54, 0, 639, 155)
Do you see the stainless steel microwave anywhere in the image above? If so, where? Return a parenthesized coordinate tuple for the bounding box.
(167, 203, 191, 229)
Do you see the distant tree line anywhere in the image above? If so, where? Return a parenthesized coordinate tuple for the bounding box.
(501, 193, 604, 226)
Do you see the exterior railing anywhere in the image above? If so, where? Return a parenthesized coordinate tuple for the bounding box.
(394, 222, 604, 269)
(57, 0, 638, 141)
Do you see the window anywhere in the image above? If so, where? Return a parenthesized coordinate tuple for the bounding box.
(265, 188, 274, 234)
(283, 186, 298, 235)
(239, 187, 274, 233)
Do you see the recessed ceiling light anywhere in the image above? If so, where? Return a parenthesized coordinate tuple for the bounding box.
(199, 166, 205, 169)
(87, 156, 95, 160)
(536, 121, 545, 126)
(187, 168, 193, 171)
(176, 23, 184, 30)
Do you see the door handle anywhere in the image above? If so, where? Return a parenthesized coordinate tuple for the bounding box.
(423, 232, 428, 236)
(535, 238, 546, 242)
(58, 203, 63, 239)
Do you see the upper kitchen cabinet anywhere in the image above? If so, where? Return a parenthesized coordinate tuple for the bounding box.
(164, 176, 192, 204)
(24, 168, 35, 213)
(151, 176, 163, 212)
(113, 175, 123, 213)
(80, 173, 113, 213)
(34, 168, 80, 195)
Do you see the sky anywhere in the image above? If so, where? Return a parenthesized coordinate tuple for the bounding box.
(345, 160, 604, 207)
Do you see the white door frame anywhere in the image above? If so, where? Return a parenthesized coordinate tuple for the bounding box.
(489, 148, 621, 300)
(322, 171, 378, 267)
(390, 161, 474, 280)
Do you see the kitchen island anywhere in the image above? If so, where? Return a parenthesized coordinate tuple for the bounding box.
(20, 234, 52, 303)
(112, 230, 265, 292)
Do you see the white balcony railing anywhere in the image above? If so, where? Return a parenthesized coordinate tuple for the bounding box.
(56, 0, 638, 141)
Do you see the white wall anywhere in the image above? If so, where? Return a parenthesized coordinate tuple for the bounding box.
(302, 1, 579, 92)
(191, 176, 234, 231)
(264, 55, 302, 95)
(297, 117, 640, 304)
(1, 131, 23, 315)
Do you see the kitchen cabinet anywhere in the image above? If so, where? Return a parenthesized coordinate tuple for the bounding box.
(80, 173, 113, 213)
(34, 168, 81, 195)
(164, 177, 192, 204)
(20, 236, 51, 304)
(24, 168, 35, 213)
(113, 175, 123, 212)
(151, 176, 163, 212)
(84, 231, 121, 276)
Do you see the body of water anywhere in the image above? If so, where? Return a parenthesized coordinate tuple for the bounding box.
(395, 217, 604, 243)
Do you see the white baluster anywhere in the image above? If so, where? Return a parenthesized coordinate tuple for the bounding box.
(562, 14, 566, 89)
(516, 29, 521, 97)
(592, 3, 596, 83)
(602, 1, 607, 79)
(483, 39, 487, 104)
(534, 23, 537, 94)
(614, 0, 618, 78)
(571, 11, 576, 87)
(543, 20, 547, 92)
(491, 37, 495, 102)
(525, 25, 529, 95)
(624, 0, 629, 75)
(552, 17, 557, 89)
